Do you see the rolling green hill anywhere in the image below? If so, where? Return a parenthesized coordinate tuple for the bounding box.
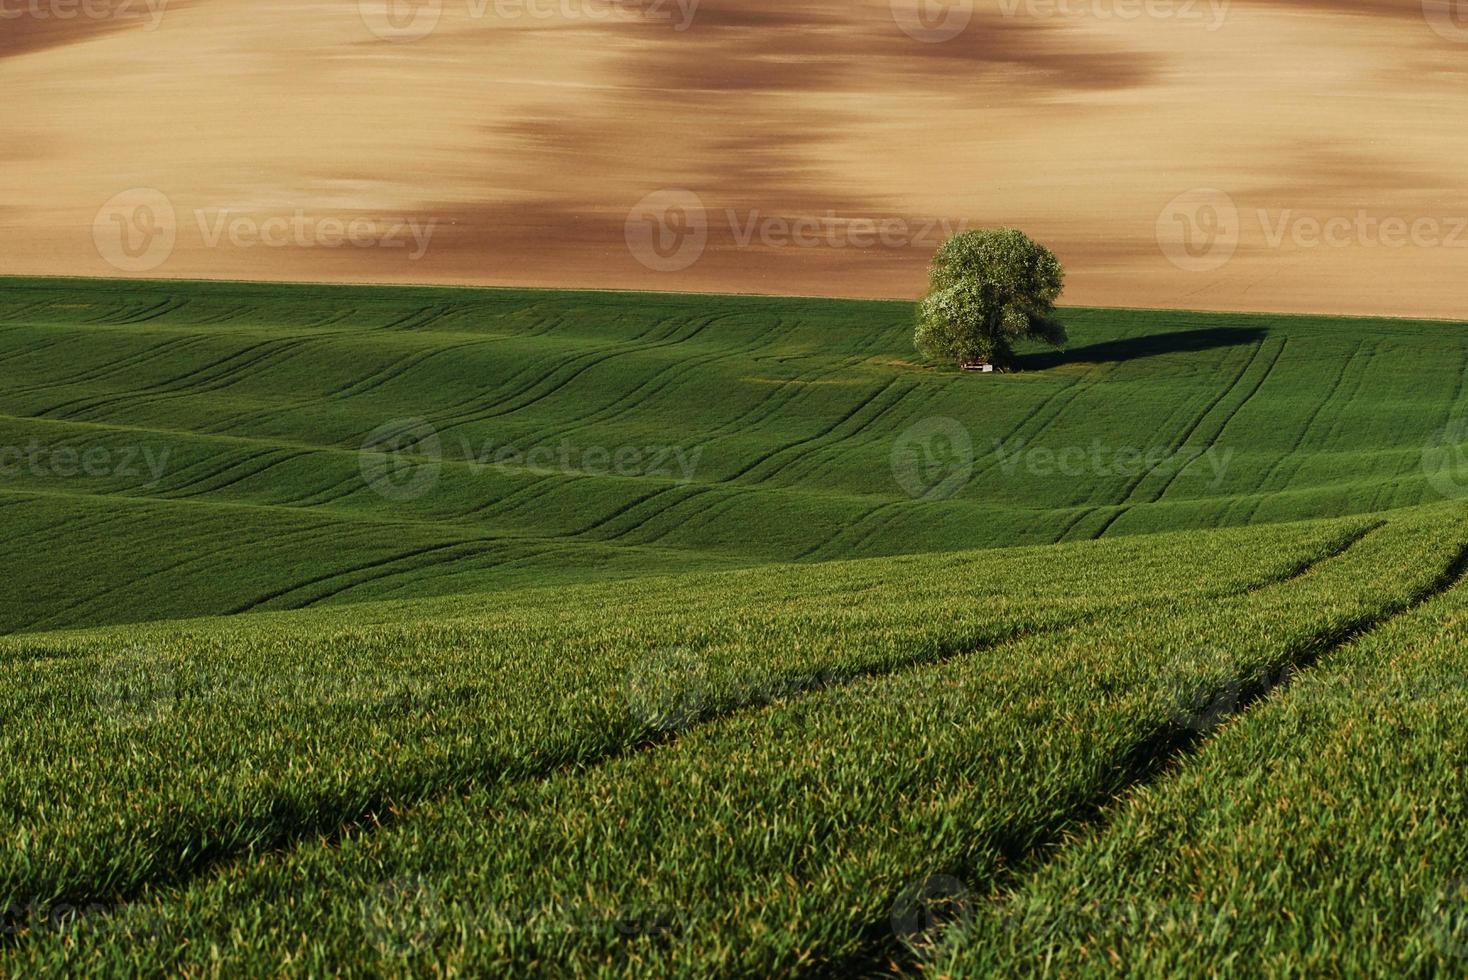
(1, 276, 1465, 635)
(4, 276, 1468, 976)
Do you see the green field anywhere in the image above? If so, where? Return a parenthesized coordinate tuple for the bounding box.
(4, 276, 1468, 976)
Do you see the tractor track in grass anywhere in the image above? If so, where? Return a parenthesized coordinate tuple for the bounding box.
(835, 526, 1468, 979)
(170, 450, 314, 499)
(198, 336, 498, 436)
(5, 334, 216, 398)
(113, 298, 191, 325)
(225, 540, 483, 614)
(422, 313, 725, 438)
(399, 312, 685, 424)
(188, 304, 258, 325)
(150, 447, 277, 497)
(778, 383, 949, 489)
(732, 378, 923, 491)
(289, 541, 514, 609)
(18, 525, 342, 633)
(635, 488, 748, 546)
(695, 328, 894, 443)
(525, 314, 791, 447)
(1147, 335, 1290, 504)
(1252, 341, 1380, 513)
(1090, 338, 1267, 539)
(0, 521, 1377, 948)
(37, 337, 316, 420)
(323, 339, 487, 402)
(792, 500, 898, 561)
(376, 304, 446, 332)
(1245, 339, 1369, 514)
(0, 335, 65, 369)
(729, 379, 909, 485)
(968, 363, 1114, 483)
(1208, 337, 1289, 446)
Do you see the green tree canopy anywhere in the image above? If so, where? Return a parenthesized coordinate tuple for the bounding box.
(915, 229, 1067, 370)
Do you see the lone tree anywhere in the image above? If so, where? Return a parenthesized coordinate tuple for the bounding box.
(914, 229, 1067, 370)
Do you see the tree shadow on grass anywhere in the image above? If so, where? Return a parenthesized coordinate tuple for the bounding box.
(1014, 326, 1267, 371)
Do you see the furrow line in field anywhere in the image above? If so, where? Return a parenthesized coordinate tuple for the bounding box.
(188, 305, 258, 326)
(36, 337, 294, 418)
(153, 449, 279, 497)
(791, 500, 897, 561)
(1147, 336, 1289, 503)
(1100, 338, 1264, 520)
(778, 382, 949, 488)
(17, 525, 338, 633)
(698, 329, 891, 442)
(1208, 336, 1289, 446)
(171, 451, 313, 499)
(0, 336, 65, 370)
(7, 334, 215, 398)
(417, 315, 711, 435)
(114, 298, 190, 325)
(741, 380, 921, 487)
(325, 340, 483, 402)
(225, 540, 480, 615)
(1249, 339, 1368, 500)
(0, 521, 1379, 948)
(601, 485, 716, 542)
(726, 379, 905, 485)
(837, 523, 1458, 978)
(291, 542, 513, 609)
(65, 338, 324, 421)
(430, 312, 735, 437)
(530, 315, 787, 447)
